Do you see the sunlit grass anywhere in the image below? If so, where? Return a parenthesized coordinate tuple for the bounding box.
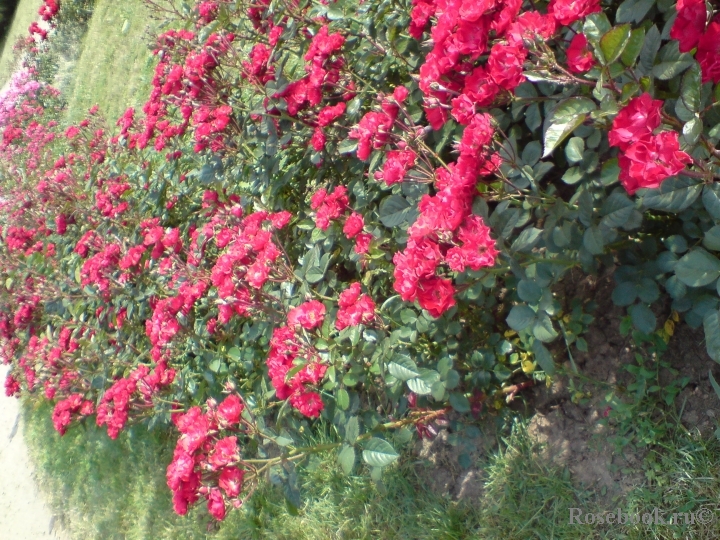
(63, 0, 158, 124)
(0, 0, 42, 85)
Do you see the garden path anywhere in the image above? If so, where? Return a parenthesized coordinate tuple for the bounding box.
(0, 365, 67, 540)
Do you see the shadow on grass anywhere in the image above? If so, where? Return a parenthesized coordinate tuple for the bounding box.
(21, 399, 720, 540)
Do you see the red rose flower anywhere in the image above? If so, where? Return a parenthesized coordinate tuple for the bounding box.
(343, 212, 364, 239)
(608, 93, 663, 151)
(287, 300, 326, 330)
(416, 276, 456, 318)
(548, 0, 601, 26)
(209, 436, 239, 470)
(618, 131, 692, 195)
(217, 394, 244, 426)
(566, 34, 595, 73)
(219, 467, 244, 498)
(207, 488, 226, 520)
(697, 19, 720, 84)
(670, 0, 708, 53)
(487, 43, 527, 91)
(290, 390, 324, 418)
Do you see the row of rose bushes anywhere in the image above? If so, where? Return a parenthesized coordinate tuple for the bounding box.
(2, 0, 720, 522)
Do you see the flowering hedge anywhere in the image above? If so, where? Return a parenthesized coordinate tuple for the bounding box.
(2, 0, 720, 523)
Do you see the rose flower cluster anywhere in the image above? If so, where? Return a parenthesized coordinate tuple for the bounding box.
(609, 93, 692, 194)
(166, 394, 247, 520)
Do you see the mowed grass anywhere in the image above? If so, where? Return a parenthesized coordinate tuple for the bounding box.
(21, 398, 651, 540)
(0, 0, 42, 85)
(63, 0, 158, 124)
(21, 395, 720, 538)
(23, 400, 485, 540)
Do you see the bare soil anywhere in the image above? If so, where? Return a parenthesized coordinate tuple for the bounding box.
(413, 269, 720, 506)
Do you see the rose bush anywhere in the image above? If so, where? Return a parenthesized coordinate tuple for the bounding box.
(2, 0, 720, 522)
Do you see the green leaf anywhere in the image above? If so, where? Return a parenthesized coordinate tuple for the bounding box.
(449, 392, 471, 413)
(600, 158, 620, 186)
(326, 5, 344, 19)
(338, 138, 358, 154)
(600, 192, 634, 228)
(638, 25, 661, 75)
(583, 13, 611, 42)
(533, 314, 559, 342)
(525, 103, 542, 131)
(621, 27, 646, 66)
(612, 282, 638, 306)
(388, 354, 420, 381)
(345, 416, 359, 444)
(675, 249, 720, 287)
(703, 226, 720, 251)
(640, 176, 702, 212)
(709, 372, 720, 405)
(683, 118, 702, 145)
(379, 195, 416, 228)
(336, 388, 350, 410)
(583, 226, 605, 255)
(362, 438, 399, 468)
(227, 347, 242, 361)
(522, 141, 542, 166)
(653, 59, 694, 80)
(600, 25, 631, 65)
(338, 445, 356, 475)
(703, 184, 720, 219)
(407, 369, 439, 396)
(430, 380, 446, 401)
(507, 304, 536, 332)
(542, 98, 596, 157)
(532, 340, 555, 375)
(678, 63, 701, 115)
(565, 137, 585, 163)
(705, 311, 720, 363)
(629, 304, 656, 334)
(616, 0, 655, 23)
(511, 227, 542, 252)
(407, 376, 433, 395)
(306, 266, 326, 284)
(518, 280, 542, 303)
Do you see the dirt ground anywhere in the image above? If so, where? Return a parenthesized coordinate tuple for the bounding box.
(0, 365, 67, 540)
(413, 269, 720, 505)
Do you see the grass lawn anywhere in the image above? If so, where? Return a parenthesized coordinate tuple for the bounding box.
(26, 397, 720, 539)
(0, 0, 42, 85)
(63, 0, 158, 124)
(23, 400, 487, 540)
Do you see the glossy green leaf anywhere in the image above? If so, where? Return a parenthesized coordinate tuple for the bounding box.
(705, 310, 720, 363)
(703, 226, 720, 251)
(621, 28, 646, 66)
(600, 25, 631, 65)
(675, 249, 720, 287)
(542, 98, 596, 157)
(532, 340, 555, 375)
(507, 304, 536, 332)
(362, 438, 399, 468)
(640, 176, 702, 212)
(388, 354, 420, 381)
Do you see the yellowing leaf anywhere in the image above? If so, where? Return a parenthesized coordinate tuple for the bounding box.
(521, 358, 536, 374)
(664, 319, 675, 336)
